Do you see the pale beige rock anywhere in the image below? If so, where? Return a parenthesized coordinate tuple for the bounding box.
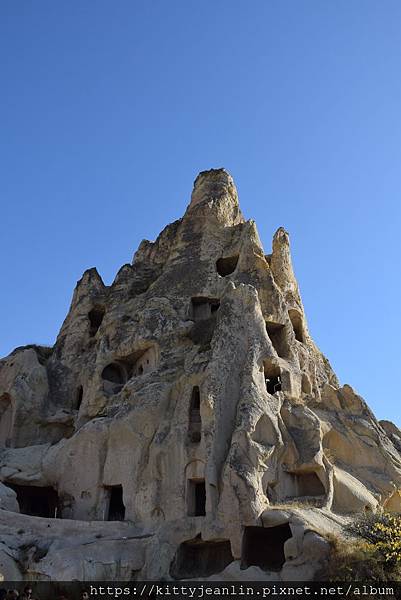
(0, 169, 400, 581)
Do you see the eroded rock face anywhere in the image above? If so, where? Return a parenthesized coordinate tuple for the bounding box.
(0, 168, 400, 581)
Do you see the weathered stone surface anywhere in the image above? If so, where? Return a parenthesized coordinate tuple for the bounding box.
(0, 168, 400, 581)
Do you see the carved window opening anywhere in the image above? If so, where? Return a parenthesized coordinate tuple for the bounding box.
(75, 386, 83, 410)
(191, 297, 220, 321)
(7, 484, 60, 518)
(188, 386, 201, 443)
(264, 364, 282, 395)
(105, 485, 125, 521)
(265, 321, 288, 358)
(241, 524, 292, 571)
(88, 307, 105, 337)
(290, 472, 325, 497)
(288, 309, 305, 343)
(101, 362, 126, 395)
(187, 479, 206, 516)
(170, 536, 234, 579)
(101, 347, 158, 395)
(216, 255, 239, 277)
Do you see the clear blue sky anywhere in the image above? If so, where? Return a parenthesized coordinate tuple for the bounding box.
(1, 2, 400, 425)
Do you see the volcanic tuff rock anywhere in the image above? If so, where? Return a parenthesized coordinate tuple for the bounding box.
(1, 169, 401, 581)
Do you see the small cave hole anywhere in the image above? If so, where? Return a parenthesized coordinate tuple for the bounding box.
(170, 537, 234, 579)
(74, 386, 84, 410)
(7, 484, 60, 518)
(241, 524, 292, 571)
(101, 362, 126, 395)
(105, 485, 125, 521)
(292, 472, 325, 497)
(188, 386, 201, 443)
(187, 479, 206, 516)
(191, 297, 220, 321)
(88, 306, 105, 337)
(265, 321, 288, 358)
(264, 364, 282, 395)
(288, 309, 305, 343)
(216, 255, 239, 277)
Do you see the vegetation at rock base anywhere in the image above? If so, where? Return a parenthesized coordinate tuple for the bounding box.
(321, 512, 401, 581)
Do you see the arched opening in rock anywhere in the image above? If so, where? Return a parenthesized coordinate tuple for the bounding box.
(105, 485, 125, 521)
(188, 386, 201, 443)
(288, 309, 305, 343)
(7, 484, 60, 518)
(101, 362, 126, 395)
(170, 536, 234, 579)
(264, 364, 282, 395)
(102, 347, 158, 395)
(88, 306, 105, 337)
(241, 524, 292, 571)
(216, 255, 239, 277)
(75, 386, 83, 410)
(187, 479, 206, 516)
(288, 472, 325, 498)
(265, 321, 288, 358)
(191, 297, 220, 321)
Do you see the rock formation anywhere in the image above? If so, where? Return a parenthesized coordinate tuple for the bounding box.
(1, 168, 401, 581)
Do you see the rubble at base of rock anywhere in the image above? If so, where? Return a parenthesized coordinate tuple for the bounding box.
(1, 168, 400, 581)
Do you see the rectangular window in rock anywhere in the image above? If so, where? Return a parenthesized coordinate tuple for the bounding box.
(191, 298, 220, 321)
(241, 524, 292, 571)
(264, 364, 282, 395)
(187, 478, 206, 516)
(105, 485, 125, 521)
(188, 386, 201, 443)
(265, 321, 288, 358)
(8, 484, 59, 518)
(170, 537, 233, 579)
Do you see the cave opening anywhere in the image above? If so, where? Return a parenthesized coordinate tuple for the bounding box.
(288, 309, 305, 343)
(188, 386, 201, 443)
(7, 484, 60, 518)
(187, 479, 206, 516)
(105, 485, 125, 521)
(170, 537, 234, 579)
(191, 297, 220, 321)
(241, 524, 292, 571)
(88, 307, 105, 337)
(265, 321, 288, 358)
(264, 364, 282, 395)
(216, 255, 239, 277)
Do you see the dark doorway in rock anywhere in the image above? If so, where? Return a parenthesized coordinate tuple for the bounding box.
(241, 524, 292, 571)
(187, 479, 206, 516)
(265, 321, 288, 358)
(191, 297, 220, 321)
(105, 485, 125, 521)
(88, 307, 105, 337)
(216, 255, 239, 277)
(8, 484, 59, 518)
(294, 472, 325, 497)
(170, 536, 234, 579)
(288, 309, 305, 343)
(102, 363, 125, 384)
(264, 364, 282, 395)
(101, 362, 126, 394)
(75, 386, 83, 410)
(188, 386, 201, 443)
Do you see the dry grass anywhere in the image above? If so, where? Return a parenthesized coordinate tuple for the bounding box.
(317, 512, 401, 581)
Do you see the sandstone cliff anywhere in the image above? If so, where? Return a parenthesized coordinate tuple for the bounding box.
(1, 169, 400, 581)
